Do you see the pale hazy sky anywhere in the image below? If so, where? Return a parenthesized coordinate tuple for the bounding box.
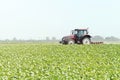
(0, 0, 120, 40)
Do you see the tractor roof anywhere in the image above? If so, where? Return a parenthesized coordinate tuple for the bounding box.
(74, 29, 88, 31)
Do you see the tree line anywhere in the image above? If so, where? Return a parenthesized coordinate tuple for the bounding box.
(0, 36, 120, 43)
(92, 35, 120, 42)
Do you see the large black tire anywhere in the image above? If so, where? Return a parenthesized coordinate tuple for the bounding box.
(68, 39, 75, 44)
(82, 37, 91, 44)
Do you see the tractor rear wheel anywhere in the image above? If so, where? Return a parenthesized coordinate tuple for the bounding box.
(82, 37, 91, 44)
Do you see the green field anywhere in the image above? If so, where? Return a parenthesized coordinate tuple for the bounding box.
(0, 43, 120, 80)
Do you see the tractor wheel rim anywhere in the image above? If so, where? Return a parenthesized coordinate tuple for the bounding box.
(68, 40, 74, 44)
(83, 39, 90, 44)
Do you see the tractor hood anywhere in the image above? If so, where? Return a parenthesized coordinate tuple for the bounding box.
(62, 35, 75, 40)
(64, 35, 74, 38)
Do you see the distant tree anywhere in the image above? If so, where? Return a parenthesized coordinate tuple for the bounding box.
(105, 36, 120, 41)
(46, 37, 50, 41)
(5, 39, 10, 42)
(52, 37, 56, 41)
(13, 37, 17, 41)
(92, 35, 104, 41)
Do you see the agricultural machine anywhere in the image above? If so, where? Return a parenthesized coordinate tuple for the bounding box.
(59, 28, 103, 44)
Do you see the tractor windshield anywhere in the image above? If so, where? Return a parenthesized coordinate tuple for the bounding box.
(71, 30, 77, 35)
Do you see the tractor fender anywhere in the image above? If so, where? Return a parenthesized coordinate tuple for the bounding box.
(82, 35, 91, 39)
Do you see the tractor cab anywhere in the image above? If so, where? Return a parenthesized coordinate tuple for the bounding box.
(72, 29, 88, 38)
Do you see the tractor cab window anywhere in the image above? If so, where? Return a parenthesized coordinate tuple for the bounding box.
(84, 30, 88, 35)
(71, 30, 77, 35)
(77, 30, 84, 37)
(77, 30, 88, 37)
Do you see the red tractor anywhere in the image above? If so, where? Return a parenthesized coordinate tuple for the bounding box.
(60, 28, 92, 44)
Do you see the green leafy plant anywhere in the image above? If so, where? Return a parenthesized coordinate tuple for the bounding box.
(0, 44, 120, 80)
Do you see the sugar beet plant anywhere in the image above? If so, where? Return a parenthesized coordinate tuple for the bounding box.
(0, 43, 120, 80)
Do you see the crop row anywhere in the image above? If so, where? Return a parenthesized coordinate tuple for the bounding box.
(0, 44, 120, 79)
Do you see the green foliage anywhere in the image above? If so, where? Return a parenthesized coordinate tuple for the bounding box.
(0, 43, 120, 80)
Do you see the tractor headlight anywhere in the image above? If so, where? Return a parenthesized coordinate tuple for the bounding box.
(62, 37, 67, 41)
(62, 38, 65, 40)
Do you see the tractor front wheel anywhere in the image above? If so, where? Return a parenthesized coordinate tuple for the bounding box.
(68, 40, 75, 44)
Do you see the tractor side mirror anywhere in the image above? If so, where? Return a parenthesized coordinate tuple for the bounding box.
(86, 31, 88, 34)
